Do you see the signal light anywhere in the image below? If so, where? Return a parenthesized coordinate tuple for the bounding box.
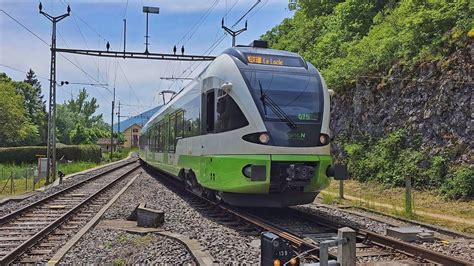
(289, 257, 297, 265)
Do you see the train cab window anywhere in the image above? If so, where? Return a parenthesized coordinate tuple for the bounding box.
(206, 90, 215, 133)
(169, 115, 176, 152)
(216, 92, 249, 132)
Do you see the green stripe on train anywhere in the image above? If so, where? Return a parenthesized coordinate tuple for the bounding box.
(142, 151, 331, 194)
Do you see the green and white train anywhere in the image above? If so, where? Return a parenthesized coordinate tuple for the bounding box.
(139, 41, 346, 207)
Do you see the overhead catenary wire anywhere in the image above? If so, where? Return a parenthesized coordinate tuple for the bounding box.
(178, 0, 262, 80)
(0, 63, 50, 81)
(1, 9, 111, 96)
(59, 0, 108, 85)
(0, 9, 50, 46)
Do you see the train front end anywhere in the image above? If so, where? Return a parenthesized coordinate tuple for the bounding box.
(190, 42, 347, 207)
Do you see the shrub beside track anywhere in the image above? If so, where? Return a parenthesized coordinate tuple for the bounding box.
(0, 145, 101, 164)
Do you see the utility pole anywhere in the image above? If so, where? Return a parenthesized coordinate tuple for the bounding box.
(40, 2, 70, 185)
(221, 18, 247, 47)
(142, 6, 160, 54)
(117, 102, 121, 134)
(110, 87, 115, 159)
(123, 19, 127, 57)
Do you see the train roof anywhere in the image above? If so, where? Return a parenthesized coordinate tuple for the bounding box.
(225, 46, 302, 58)
(142, 42, 310, 132)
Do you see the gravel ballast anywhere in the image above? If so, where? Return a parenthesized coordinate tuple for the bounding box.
(62, 229, 195, 264)
(63, 169, 260, 264)
(297, 203, 474, 263)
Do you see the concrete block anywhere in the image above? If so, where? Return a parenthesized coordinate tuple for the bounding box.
(127, 203, 141, 221)
(417, 231, 435, 242)
(137, 204, 164, 228)
(337, 227, 356, 266)
(386, 227, 433, 242)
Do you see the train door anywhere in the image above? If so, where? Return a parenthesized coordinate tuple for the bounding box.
(200, 77, 221, 186)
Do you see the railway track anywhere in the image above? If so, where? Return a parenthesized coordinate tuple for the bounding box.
(147, 165, 472, 266)
(0, 158, 141, 264)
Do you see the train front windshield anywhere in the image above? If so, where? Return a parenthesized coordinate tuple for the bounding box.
(243, 71, 323, 123)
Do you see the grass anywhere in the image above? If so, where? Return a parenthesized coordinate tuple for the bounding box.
(0, 161, 100, 197)
(0, 147, 135, 198)
(322, 179, 474, 234)
(102, 148, 136, 162)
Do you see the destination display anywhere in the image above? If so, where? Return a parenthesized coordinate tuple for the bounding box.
(245, 53, 304, 67)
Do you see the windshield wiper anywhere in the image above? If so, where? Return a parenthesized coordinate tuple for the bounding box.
(258, 81, 268, 117)
(258, 81, 297, 129)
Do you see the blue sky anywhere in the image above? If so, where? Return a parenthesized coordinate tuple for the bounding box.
(0, 0, 293, 123)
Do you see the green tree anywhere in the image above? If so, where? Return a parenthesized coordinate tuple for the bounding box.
(56, 88, 110, 145)
(0, 73, 38, 146)
(23, 69, 47, 144)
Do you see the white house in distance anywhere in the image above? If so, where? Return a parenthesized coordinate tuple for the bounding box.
(112, 106, 161, 149)
(122, 123, 142, 148)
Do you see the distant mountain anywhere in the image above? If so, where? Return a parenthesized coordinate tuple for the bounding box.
(112, 106, 161, 133)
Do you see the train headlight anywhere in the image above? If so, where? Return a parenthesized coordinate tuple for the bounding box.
(259, 133, 270, 144)
(243, 165, 252, 178)
(289, 258, 298, 265)
(273, 259, 281, 266)
(319, 134, 329, 145)
(242, 165, 266, 181)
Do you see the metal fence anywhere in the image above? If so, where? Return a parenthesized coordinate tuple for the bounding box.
(0, 167, 42, 195)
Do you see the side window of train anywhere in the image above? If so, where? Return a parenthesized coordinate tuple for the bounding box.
(161, 123, 166, 151)
(153, 125, 158, 152)
(168, 115, 176, 152)
(216, 91, 249, 133)
(176, 111, 184, 140)
(157, 123, 163, 152)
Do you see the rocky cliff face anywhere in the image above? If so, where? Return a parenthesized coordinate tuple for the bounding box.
(330, 44, 473, 165)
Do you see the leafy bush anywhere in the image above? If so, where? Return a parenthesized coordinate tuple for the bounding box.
(440, 167, 474, 200)
(0, 145, 101, 164)
(341, 130, 473, 199)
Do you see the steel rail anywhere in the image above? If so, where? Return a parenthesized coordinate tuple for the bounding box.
(0, 161, 141, 264)
(289, 208, 472, 266)
(0, 159, 137, 225)
(359, 230, 470, 266)
(146, 165, 471, 265)
(144, 166, 327, 258)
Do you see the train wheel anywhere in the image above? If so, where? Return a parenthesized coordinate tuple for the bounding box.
(185, 172, 204, 196)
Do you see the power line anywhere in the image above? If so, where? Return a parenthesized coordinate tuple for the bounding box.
(64, 6, 108, 84)
(0, 63, 50, 81)
(0, 9, 50, 46)
(118, 63, 142, 106)
(58, 1, 108, 42)
(1, 8, 109, 97)
(181, 0, 264, 79)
